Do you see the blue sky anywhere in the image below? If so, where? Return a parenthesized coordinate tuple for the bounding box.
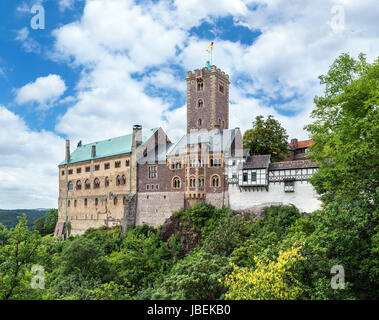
(0, 0, 377, 208)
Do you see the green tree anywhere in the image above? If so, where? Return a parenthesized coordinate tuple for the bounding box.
(33, 209, 58, 236)
(243, 115, 289, 162)
(223, 244, 304, 300)
(152, 250, 232, 300)
(0, 216, 42, 300)
(305, 53, 379, 205)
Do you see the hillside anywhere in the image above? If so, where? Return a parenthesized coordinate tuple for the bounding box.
(0, 209, 49, 230)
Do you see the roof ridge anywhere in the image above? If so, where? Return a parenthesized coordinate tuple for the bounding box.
(79, 127, 158, 147)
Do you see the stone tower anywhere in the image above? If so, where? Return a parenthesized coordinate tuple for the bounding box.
(186, 65, 230, 133)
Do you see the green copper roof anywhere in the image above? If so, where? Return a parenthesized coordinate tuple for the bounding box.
(59, 128, 158, 166)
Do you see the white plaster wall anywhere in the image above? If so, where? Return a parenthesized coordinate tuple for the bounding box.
(229, 180, 322, 213)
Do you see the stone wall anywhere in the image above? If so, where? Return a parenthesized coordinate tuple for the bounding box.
(136, 192, 184, 227)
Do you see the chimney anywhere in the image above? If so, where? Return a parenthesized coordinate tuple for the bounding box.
(65, 140, 70, 163)
(132, 125, 142, 148)
(91, 145, 96, 158)
(291, 138, 298, 149)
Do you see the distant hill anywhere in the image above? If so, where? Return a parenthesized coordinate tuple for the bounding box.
(0, 209, 51, 230)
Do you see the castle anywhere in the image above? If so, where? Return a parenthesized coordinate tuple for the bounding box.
(54, 65, 321, 237)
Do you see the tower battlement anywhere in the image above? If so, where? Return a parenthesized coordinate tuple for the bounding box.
(186, 65, 230, 83)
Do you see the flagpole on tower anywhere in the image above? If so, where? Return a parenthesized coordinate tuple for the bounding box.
(210, 42, 214, 65)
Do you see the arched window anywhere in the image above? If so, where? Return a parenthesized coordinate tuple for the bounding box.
(116, 175, 121, 186)
(94, 178, 100, 189)
(105, 176, 109, 187)
(198, 177, 204, 187)
(114, 197, 118, 206)
(85, 179, 91, 190)
(189, 177, 196, 188)
(198, 118, 202, 126)
(121, 175, 126, 185)
(211, 175, 220, 187)
(175, 162, 181, 169)
(68, 181, 73, 190)
(172, 177, 181, 189)
(198, 99, 203, 108)
(76, 180, 82, 190)
(125, 160, 130, 167)
(95, 198, 98, 206)
(197, 78, 203, 91)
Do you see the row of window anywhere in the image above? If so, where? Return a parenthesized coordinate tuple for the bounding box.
(196, 78, 225, 94)
(167, 159, 222, 171)
(63, 160, 130, 176)
(67, 196, 128, 208)
(67, 175, 127, 190)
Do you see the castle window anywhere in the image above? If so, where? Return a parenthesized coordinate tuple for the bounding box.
(198, 99, 203, 108)
(76, 168, 81, 174)
(85, 166, 90, 172)
(219, 84, 224, 94)
(172, 177, 181, 189)
(284, 181, 295, 192)
(156, 185, 159, 190)
(61, 170, 65, 176)
(95, 198, 98, 206)
(164, 195, 166, 199)
(198, 118, 202, 126)
(189, 177, 196, 188)
(243, 172, 248, 182)
(68, 169, 73, 175)
(121, 175, 126, 185)
(114, 197, 118, 206)
(68, 200, 70, 207)
(76, 180, 82, 190)
(94, 178, 100, 189)
(175, 162, 181, 169)
(84, 198, 87, 206)
(211, 175, 220, 187)
(197, 78, 203, 91)
(123, 197, 126, 205)
(105, 176, 109, 187)
(68, 181, 73, 190)
(104, 163, 110, 170)
(94, 165, 100, 171)
(115, 161, 121, 168)
(116, 175, 121, 186)
(74, 200, 77, 208)
(149, 166, 158, 179)
(85, 179, 91, 189)
(146, 184, 150, 190)
(126, 160, 130, 167)
(198, 177, 204, 187)
(222, 120, 225, 128)
(151, 184, 154, 190)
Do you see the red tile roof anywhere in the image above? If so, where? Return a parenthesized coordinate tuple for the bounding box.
(288, 139, 314, 149)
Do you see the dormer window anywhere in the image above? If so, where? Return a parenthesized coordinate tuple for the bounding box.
(197, 78, 203, 91)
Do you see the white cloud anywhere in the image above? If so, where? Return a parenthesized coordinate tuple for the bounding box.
(15, 27, 41, 53)
(15, 74, 67, 109)
(0, 106, 65, 209)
